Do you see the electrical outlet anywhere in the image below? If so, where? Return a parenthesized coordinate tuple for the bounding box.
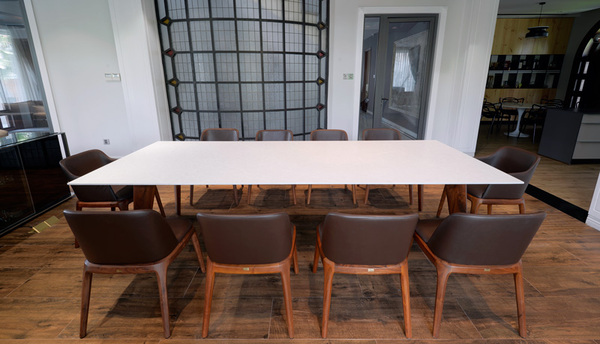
(103, 139, 110, 145)
(343, 73, 354, 80)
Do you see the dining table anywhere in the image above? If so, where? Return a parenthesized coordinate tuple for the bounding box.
(68, 140, 522, 214)
(503, 102, 534, 138)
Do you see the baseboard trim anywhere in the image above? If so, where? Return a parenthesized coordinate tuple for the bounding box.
(526, 184, 588, 222)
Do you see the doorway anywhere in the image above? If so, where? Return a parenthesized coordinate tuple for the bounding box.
(359, 15, 436, 139)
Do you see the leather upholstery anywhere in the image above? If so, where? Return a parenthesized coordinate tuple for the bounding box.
(468, 146, 540, 199)
(64, 209, 188, 265)
(197, 212, 293, 264)
(320, 213, 418, 265)
(256, 129, 293, 141)
(362, 128, 401, 140)
(200, 128, 239, 141)
(59, 149, 132, 202)
(310, 129, 348, 141)
(418, 212, 546, 265)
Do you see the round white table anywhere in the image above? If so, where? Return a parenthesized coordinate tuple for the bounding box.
(503, 103, 533, 137)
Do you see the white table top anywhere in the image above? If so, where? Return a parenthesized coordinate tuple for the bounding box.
(69, 140, 522, 186)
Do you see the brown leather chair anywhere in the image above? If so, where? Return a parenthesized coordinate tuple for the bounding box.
(248, 129, 296, 205)
(414, 212, 546, 338)
(63, 209, 205, 338)
(362, 128, 422, 209)
(196, 212, 298, 338)
(307, 129, 356, 205)
(186, 128, 240, 209)
(59, 149, 164, 215)
(312, 212, 419, 338)
(437, 146, 541, 216)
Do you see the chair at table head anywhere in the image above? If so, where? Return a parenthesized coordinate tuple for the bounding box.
(312, 212, 418, 338)
(414, 212, 546, 338)
(63, 209, 205, 339)
(196, 212, 297, 338)
(59, 149, 132, 211)
(307, 129, 353, 204)
(467, 146, 540, 214)
(249, 129, 296, 204)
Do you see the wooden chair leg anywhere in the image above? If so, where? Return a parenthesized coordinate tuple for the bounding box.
(352, 184, 356, 205)
(514, 263, 527, 337)
(519, 202, 525, 214)
(408, 185, 413, 205)
(79, 269, 93, 338)
(321, 260, 335, 338)
(312, 236, 320, 273)
(292, 242, 299, 274)
(307, 185, 312, 205)
(202, 260, 216, 338)
(247, 185, 253, 205)
(189, 185, 194, 206)
(154, 186, 165, 217)
(432, 265, 451, 338)
(436, 188, 446, 217)
(154, 264, 171, 338)
(232, 185, 239, 205)
(364, 185, 370, 205)
(400, 263, 412, 338)
(191, 232, 206, 273)
(470, 198, 482, 214)
(280, 261, 295, 338)
(418, 185, 423, 211)
(291, 185, 297, 205)
(487, 204, 493, 214)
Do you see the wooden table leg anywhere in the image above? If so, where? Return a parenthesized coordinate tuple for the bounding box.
(443, 184, 467, 214)
(133, 185, 156, 210)
(174, 185, 181, 216)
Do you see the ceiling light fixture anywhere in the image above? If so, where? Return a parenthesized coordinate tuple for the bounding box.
(526, 2, 549, 39)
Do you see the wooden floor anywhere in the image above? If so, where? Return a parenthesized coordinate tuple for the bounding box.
(476, 122, 600, 211)
(1, 179, 600, 343)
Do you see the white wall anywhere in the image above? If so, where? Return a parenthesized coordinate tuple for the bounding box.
(28, 0, 497, 156)
(28, 0, 167, 157)
(328, 0, 499, 154)
(587, 172, 600, 231)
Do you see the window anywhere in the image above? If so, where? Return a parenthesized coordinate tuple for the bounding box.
(566, 23, 600, 111)
(155, 0, 329, 141)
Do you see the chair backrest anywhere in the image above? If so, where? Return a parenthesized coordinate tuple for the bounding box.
(200, 128, 239, 141)
(310, 129, 348, 141)
(196, 212, 293, 264)
(64, 209, 180, 265)
(528, 104, 547, 119)
(362, 128, 401, 140)
(426, 212, 546, 265)
(59, 149, 114, 181)
(320, 213, 418, 265)
(479, 146, 541, 199)
(256, 129, 293, 141)
(540, 98, 564, 108)
(59, 149, 119, 202)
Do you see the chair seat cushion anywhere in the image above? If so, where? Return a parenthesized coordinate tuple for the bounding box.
(415, 219, 444, 243)
(166, 217, 193, 242)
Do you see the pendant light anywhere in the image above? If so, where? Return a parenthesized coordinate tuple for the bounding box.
(526, 2, 549, 39)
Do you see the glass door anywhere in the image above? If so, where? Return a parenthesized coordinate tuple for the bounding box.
(359, 15, 436, 139)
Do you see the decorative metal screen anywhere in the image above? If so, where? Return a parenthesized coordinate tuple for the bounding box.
(155, 0, 329, 141)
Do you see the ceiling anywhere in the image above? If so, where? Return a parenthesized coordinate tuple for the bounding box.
(498, 0, 600, 15)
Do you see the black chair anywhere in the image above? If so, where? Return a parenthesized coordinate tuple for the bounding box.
(312, 212, 418, 338)
(64, 209, 205, 338)
(248, 129, 297, 205)
(499, 97, 524, 130)
(414, 212, 546, 338)
(519, 104, 547, 142)
(481, 101, 508, 135)
(540, 98, 564, 108)
(196, 212, 298, 338)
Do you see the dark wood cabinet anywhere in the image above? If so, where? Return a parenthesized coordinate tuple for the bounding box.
(0, 132, 71, 236)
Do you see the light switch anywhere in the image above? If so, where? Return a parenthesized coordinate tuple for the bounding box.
(104, 73, 121, 81)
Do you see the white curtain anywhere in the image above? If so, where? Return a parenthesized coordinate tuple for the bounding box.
(392, 48, 416, 92)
